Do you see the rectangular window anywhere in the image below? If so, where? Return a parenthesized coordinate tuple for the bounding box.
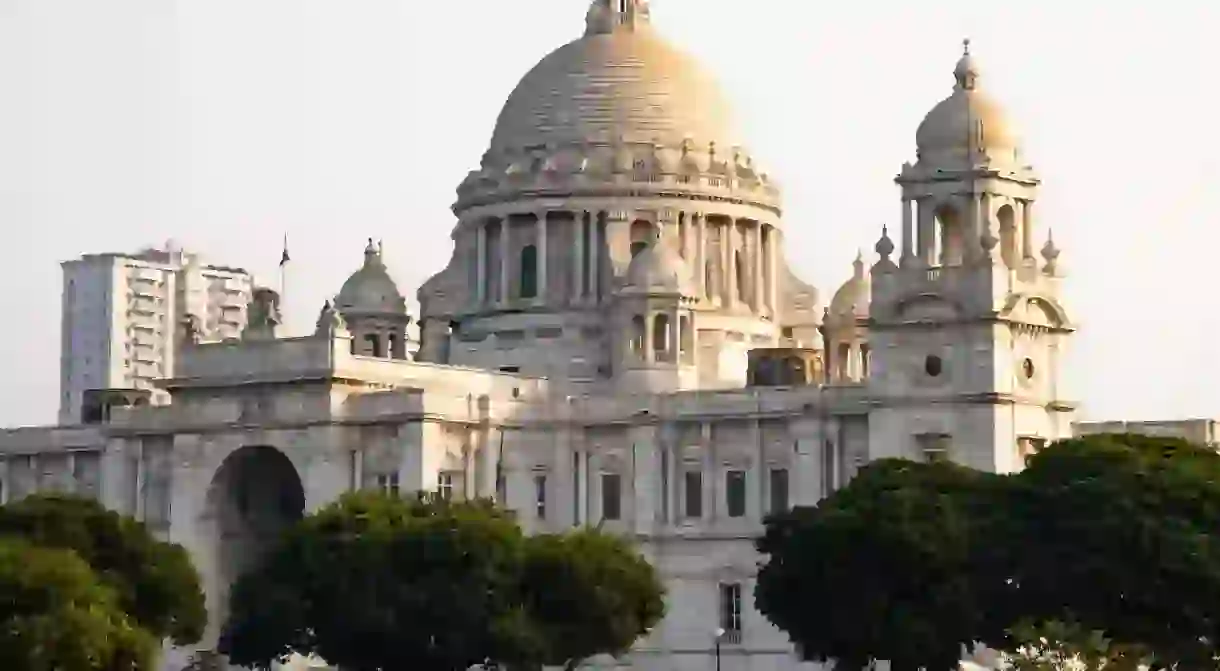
(437, 472, 454, 500)
(601, 473, 622, 521)
(919, 434, 951, 464)
(534, 473, 547, 520)
(376, 472, 399, 497)
(573, 452, 581, 525)
(822, 440, 836, 496)
(719, 582, 743, 640)
(725, 469, 746, 518)
(683, 469, 703, 519)
(769, 468, 789, 514)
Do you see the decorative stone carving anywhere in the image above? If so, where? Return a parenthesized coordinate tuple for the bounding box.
(314, 300, 348, 338)
(243, 287, 282, 341)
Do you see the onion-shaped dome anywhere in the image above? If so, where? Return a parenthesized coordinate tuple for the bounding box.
(621, 235, 695, 296)
(335, 239, 407, 316)
(915, 40, 1020, 165)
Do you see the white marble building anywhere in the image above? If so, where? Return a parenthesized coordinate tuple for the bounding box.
(0, 1, 1092, 670)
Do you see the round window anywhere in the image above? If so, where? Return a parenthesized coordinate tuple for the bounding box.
(924, 355, 943, 377)
(1022, 357, 1035, 380)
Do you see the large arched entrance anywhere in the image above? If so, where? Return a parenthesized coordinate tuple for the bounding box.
(202, 445, 306, 639)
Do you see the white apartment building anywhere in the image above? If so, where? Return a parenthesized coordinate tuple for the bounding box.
(59, 244, 252, 423)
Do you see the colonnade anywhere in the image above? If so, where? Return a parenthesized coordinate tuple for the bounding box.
(899, 195, 1036, 267)
(468, 209, 783, 314)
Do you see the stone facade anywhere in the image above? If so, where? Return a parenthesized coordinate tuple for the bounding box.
(0, 2, 1152, 670)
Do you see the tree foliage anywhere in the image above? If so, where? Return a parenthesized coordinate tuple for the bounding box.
(755, 459, 1004, 671)
(755, 433, 1220, 671)
(223, 492, 668, 671)
(222, 492, 535, 671)
(0, 494, 206, 646)
(0, 538, 159, 671)
(520, 528, 666, 670)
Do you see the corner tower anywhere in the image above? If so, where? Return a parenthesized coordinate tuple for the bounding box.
(868, 42, 1075, 474)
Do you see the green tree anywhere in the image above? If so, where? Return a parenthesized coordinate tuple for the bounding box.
(755, 434, 1220, 671)
(222, 492, 535, 671)
(1012, 434, 1220, 669)
(755, 459, 1005, 671)
(520, 528, 666, 670)
(0, 538, 158, 671)
(0, 494, 206, 646)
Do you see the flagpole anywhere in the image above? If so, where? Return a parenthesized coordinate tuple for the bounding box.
(278, 234, 290, 327)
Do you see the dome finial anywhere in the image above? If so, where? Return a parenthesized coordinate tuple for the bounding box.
(363, 237, 382, 267)
(954, 38, 980, 91)
(585, 0, 652, 36)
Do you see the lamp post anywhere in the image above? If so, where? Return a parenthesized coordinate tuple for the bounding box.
(714, 627, 725, 671)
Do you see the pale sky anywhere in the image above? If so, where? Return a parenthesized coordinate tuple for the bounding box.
(1, 0, 1216, 426)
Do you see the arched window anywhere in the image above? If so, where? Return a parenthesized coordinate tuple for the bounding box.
(934, 204, 963, 266)
(630, 316, 646, 356)
(653, 314, 671, 360)
(630, 220, 654, 259)
(837, 343, 851, 381)
(520, 245, 538, 299)
(365, 333, 383, 358)
(997, 204, 1017, 268)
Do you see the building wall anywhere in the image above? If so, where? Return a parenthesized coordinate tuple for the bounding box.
(58, 247, 252, 424)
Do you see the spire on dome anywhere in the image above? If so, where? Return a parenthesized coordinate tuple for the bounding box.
(363, 238, 383, 267)
(585, 0, 652, 36)
(954, 37, 980, 91)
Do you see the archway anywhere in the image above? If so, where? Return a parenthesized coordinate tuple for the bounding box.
(202, 446, 306, 640)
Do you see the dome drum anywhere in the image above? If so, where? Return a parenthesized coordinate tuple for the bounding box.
(453, 138, 780, 214)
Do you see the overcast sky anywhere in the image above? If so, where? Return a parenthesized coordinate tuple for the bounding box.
(1, 0, 1216, 426)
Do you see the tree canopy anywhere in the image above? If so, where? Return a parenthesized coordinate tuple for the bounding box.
(0, 494, 207, 646)
(755, 433, 1220, 671)
(223, 492, 667, 671)
(520, 528, 666, 670)
(222, 492, 535, 671)
(0, 538, 158, 671)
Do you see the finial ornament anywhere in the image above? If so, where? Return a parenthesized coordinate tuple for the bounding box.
(874, 225, 895, 260)
(1041, 230, 1061, 274)
(954, 39, 980, 91)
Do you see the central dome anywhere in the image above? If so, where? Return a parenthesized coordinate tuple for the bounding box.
(488, 0, 738, 153)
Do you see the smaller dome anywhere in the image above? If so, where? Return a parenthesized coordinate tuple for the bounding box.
(621, 236, 694, 296)
(335, 239, 407, 316)
(915, 40, 1020, 164)
(829, 252, 870, 319)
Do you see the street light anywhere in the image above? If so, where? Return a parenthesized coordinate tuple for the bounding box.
(714, 627, 725, 671)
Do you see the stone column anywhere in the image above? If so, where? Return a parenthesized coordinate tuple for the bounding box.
(535, 210, 548, 302)
(766, 225, 779, 312)
(1021, 200, 1034, 259)
(644, 312, 655, 362)
(694, 213, 706, 299)
(475, 220, 487, 306)
(751, 222, 764, 312)
(722, 218, 735, 306)
(901, 198, 914, 262)
(572, 211, 585, 304)
(587, 212, 600, 304)
(498, 216, 510, 304)
(917, 199, 935, 265)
